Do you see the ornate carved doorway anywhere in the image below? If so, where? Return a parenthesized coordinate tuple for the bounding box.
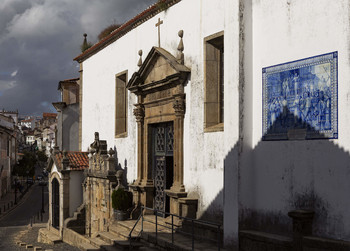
(52, 178, 60, 229)
(152, 122, 174, 216)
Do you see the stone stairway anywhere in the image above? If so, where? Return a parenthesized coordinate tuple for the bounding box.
(84, 220, 157, 251)
(76, 215, 225, 250)
(108, 215, 226, 251)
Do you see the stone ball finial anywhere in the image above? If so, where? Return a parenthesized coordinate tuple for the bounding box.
(137, 49, 143, 67)
(116, 170, 124, 179)
(177, 30, 184, 63)
(83, 33, 87, 38)
(116, 169, 124, 189)
(108, 147, 115, 157)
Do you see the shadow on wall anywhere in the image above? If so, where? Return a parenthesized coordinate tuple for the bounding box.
(223, 106, 350, 241)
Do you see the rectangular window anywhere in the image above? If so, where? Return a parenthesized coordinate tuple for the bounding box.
(204, 31, 224, 132)
(115, 71, 128, 137)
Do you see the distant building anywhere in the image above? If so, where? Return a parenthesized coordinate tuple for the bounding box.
(0, 109, 18, 125)
(52, 78, 80, 151)
(0, 114, 16, 198)
(25, 131, 35, 145)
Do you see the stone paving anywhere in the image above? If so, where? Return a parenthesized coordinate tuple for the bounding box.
(0, 182, 81, 251)
(14, 223, 81, 251)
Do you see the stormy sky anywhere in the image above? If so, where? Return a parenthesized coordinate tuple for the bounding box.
(0, 0, 156, 116)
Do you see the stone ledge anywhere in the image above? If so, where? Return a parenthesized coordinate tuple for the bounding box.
(37, 228, 62, 245)
(239, 230, 293, 246)
(303, 235, 350, 250)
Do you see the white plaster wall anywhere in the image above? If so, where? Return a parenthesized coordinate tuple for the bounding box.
(69, 171, 84, 217)
(239, 0, 350, 241)
(81, 0, 228, 220)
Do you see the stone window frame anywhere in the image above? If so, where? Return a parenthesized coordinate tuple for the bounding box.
(204, 31, 224, 133)
(115, 70, 128, 138)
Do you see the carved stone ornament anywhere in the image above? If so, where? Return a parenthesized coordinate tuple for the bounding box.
(173, 97, 185, 115)
(108, 148, 115, 157)
(133, 104, 145, 122)
(177, 30, 184, 64)
(137, 50, 143, 67)
(90, 132, 100, 153)
(93, 153, 104, 171)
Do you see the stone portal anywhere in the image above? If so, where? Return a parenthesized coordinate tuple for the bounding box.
(128, 45, 196, 218)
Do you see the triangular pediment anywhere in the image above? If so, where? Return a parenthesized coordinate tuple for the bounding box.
(127, 47, 190, 93)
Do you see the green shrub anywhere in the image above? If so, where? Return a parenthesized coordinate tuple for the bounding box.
(111, 188, 132, 211)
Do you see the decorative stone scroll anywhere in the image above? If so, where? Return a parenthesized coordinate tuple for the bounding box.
(88, 132, 114, 175)
(173, 95, 185, 115)
(133, 104, 145, 123)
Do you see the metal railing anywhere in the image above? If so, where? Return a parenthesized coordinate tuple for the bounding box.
(129, 206, 222, 251)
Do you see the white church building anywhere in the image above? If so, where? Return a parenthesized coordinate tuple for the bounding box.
(72, 0, 350, 249)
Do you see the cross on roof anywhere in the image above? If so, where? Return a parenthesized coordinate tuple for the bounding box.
(155, 18, 163, 47)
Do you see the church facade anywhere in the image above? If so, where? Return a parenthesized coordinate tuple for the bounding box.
(74, 0, 350, 249)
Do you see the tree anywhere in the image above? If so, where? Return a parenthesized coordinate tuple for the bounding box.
(13, 151, 36, 177)
(36, 150, 48, 163)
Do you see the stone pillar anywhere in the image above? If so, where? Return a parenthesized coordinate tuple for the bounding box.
(60, 170, 70, 237)
(133, 104, 144, 185)
(288, 209, 315, 251)
(172, 94, 185, 192)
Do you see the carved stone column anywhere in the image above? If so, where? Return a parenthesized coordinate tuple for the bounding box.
(133, 104, 144, 185)
(172, 94, 186, 192)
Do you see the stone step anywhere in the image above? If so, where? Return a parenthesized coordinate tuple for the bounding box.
(98, 231, 125, 245)
(109, 224, 139, 240)
(80, 242, 101, 251)
(37, 228, 62, 245)
(114, 240, 143, 250)
(90, 237, 110, 248)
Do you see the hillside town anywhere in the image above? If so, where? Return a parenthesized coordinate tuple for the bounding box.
(2, 0, 350, 251)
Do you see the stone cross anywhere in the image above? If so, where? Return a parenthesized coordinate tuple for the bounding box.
(155, 18, 163, 47)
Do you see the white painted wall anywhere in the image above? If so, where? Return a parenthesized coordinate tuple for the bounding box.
(81, 0, 350, 245)
(236, 0, 350, 242)
(69, 171, 84, 217)
(81, 0, 228, 221)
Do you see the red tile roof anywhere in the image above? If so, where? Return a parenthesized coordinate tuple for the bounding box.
(43, 113, 57, 118)
(74, 0, 181, 63)
(59, 78, 80, 83)
(55, 151, 89, 170)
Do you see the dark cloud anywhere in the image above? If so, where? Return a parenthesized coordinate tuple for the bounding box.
(0, 0, 157, 115)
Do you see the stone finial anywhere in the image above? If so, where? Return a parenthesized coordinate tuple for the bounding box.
(90, 132, 100, 153)
(62, 150, 69, 170)
(108, 148, 115, 157)
(177, 30, 184, 64)
(83, 33, 88, 47)
(137, 50, 143, 67)
(116, 170, 124, 190)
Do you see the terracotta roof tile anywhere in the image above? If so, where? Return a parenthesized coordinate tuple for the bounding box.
(59, 78, 80, 83)
(55, 151, 89, 170)
(74, 0, 181, 63)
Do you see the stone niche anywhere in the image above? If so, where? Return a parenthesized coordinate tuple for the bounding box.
(127, 46, 197, 219)
(84, 132, 117, 236)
